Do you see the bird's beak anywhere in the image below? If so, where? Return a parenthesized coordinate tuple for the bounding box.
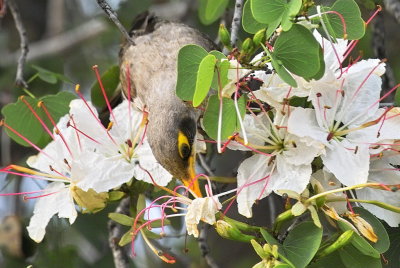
(182, 154, 202, 197)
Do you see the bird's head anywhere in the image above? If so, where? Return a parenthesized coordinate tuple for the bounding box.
(146, 104, 202, 197)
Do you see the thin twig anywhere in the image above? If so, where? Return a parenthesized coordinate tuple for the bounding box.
(108, 198, 131, 268)
(0, 19, 107, 66)
(7, 0, 29, 88)
(384, 0, 400, 23)
(96, 0, 134, 45)
(198, 153, 216, 177)
(198, 223, 219, 268)
(229, 0, 244, 51)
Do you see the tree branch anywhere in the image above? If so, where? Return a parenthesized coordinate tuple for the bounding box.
(198, 223, 219, 268)
(7, 0, 29, 88)
(384, 0, 400, 23)
(108, 198, 131, 268)
(230, 0, 244, 48)
(96, 0, 134, 45)
(0, 19, 107, 66)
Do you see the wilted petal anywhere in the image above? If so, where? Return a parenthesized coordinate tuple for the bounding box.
(185, 197, 222, 238)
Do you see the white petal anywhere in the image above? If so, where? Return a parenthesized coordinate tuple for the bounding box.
(288, 107, 330, 145)
(75, 151, 135, 192)
(237, 154, 272, 218)
(271, 155, 311, 194)
(133, 140, 173, 186)
(322, 140, 369, 186)
(27, 182, 76, 243)
(228, 114, 270, 151)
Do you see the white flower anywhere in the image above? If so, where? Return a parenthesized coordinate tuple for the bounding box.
(19, 98, 173, 242)
(67, 99, 173, 191)
(286, 35, 392, 186)
(185, 196, 222, 237)
(231, 112, 323, 217)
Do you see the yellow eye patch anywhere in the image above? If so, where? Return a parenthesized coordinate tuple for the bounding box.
(178, 131, 191, 159)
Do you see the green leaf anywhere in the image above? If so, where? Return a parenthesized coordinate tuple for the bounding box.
(108, 191, 125, 201)
(308, 251, 345, 268)
(242, 0, 268, 34)
(322, 0, 365, 40)
(339, 245, 382, 268)
(270, 56, 297, 87)
(211, 59, 230, 91)
(31, 65, 73, 84)
(282, 221, 323, 268)
(251, 239, 269, 259)
(193, 54, 216, 107)
(260, 228, 280, 247)
(383, 225, 400, 267)
(281, 0, 302, 31)
(119, 228, 133, 246)
(273, 24, 321, 79)
(90, 65, 120, 108)
(202, 95, 246, 140)
(198, 0, 229, 25)
(251, 0, 286, 24)
(1, 91, 76, 148)
(309, 46, 326, 81)
(353, 207, 390, 253)
(108, 213, 133, 226)
(337, 219, 380, 258)
(176, 45, 209, 101)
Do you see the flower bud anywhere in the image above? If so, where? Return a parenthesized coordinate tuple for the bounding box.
(241, 38, 254, 54)
(219, 24, 232, 49)
(215, 220, 255, 242)
(253, 29, 266, 47)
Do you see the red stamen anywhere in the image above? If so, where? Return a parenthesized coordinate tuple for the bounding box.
(75, 85, 118, 146)
(66, 120, 101, 145)
(68, 115, 82, 150)
(20, 96, 55, 140)
(0, 120, 53, 160)
(39, 101, 73, 158)
(92, 65, 117, 123)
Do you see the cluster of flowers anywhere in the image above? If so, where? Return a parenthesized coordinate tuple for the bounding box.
(1, 87, 173, 243)
(1, 30, 400, 259)
(224, 31, 400, 226)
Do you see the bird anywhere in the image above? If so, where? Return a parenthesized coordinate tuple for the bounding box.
(119, 13, 217, 197)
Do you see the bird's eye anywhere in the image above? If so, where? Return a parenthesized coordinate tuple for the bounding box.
(178, 131, 192, 160)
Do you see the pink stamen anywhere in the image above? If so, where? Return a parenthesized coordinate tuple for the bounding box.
(67, 120, 101, 145)
(234, 139, 272, 157)
(39, 102, 73, 158)
(68, 115, 82, 150)
(20, 96, 55, 140)
(24, 190, 60, 200)
(0, 169, 66, 182)
(0, 189, 48, 197)
(324, 10, 348, 39)
(349, 62, 383, 103)
(0, 120, 53, 160)
(75, 85, 118, 146)
(92, 65, 117, 123)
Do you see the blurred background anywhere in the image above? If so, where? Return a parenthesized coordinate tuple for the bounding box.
(0, 0, 399, 267)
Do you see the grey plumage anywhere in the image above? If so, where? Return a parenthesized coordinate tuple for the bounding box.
(119, 14, 216, 181)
